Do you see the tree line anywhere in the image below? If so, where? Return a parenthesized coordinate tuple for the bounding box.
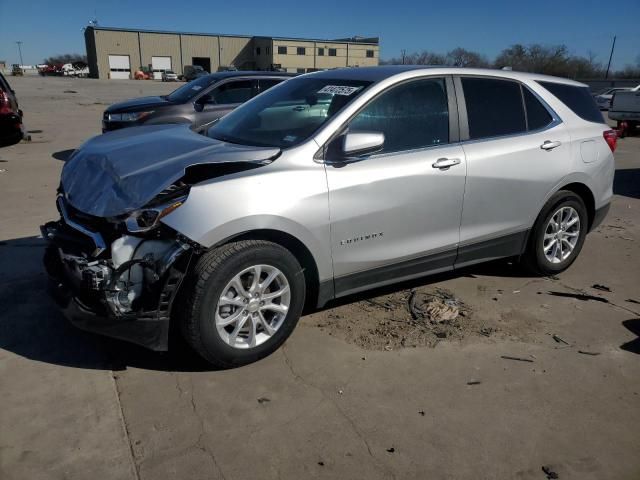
(381, 44, 640, 79)
(42, 54, 87, 65)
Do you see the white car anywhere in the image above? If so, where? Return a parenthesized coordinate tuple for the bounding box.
(161, 70, 178, 82)
(594, 86, 638, 110)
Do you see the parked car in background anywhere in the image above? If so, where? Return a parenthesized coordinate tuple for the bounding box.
(0, 72, 24, 146)
(102, 71, 294, 132)
(609, 85, 640, 137)
(161, 70, 178, 82)
(44, 66, 615, 367)
(593, 87, 633, 110)
(183, 65, 208, 82)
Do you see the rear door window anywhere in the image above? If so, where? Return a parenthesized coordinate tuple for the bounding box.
(537, 81, 604, 124)
(258, 78, 284, 93)
(461, 77, 526, 139)
(523, 87, 553, 131)
(349, 77, 449, 154)
(208, 80, 254, 104)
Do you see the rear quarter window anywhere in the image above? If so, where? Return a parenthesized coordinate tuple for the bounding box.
(537, 81, 604, 124)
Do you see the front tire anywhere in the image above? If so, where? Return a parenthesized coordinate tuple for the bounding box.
(523, 190, 588, 275)
(182, 240, 306, 368)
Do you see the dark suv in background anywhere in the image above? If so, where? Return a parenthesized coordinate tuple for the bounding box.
(102, 71, 294, 132)
(0, 72, 24, 146)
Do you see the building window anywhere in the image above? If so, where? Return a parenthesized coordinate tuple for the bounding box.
(256, 47, 261, 56)
(297, 47, 306, 55)
(328, 48, 337, 57)
(366, 49, 374, 58)
(318, 48, 324, 56)
(277, 46, 287, 55)
(296, 68, 305, 73)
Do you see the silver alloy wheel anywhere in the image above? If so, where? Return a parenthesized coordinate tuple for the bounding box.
(215, 264, 291, 349)
(542, 206, 581, 264)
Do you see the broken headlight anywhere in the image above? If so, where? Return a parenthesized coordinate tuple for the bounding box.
(125, 197, 186, 233)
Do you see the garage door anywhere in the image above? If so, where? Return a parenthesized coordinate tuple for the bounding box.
(108, 55, 131, 79)
(151, 56, 172, 80)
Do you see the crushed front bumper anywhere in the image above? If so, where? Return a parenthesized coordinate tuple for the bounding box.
(41, 212, 192, 351)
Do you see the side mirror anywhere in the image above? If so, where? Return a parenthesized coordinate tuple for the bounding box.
(342, 131, 385, 157)
(194, 101, 204, 112)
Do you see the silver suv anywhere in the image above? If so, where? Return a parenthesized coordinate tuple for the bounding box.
(42, 66, 616, 367)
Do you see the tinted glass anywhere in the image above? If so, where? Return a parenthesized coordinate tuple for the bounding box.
(278, 46, 287, 54)
(538, 81, 604, 124)
(462, 77, 526, 139)
(523, 87, 553, 130)
(166, 75, 217, 103)
(328, 49, 337, 56)
(209, 80, 253, 104)
(258, 79, 283, 92)
(297, 47, 306, 55)
(349, 78, 449, 154)
(208, 77, 371, 148)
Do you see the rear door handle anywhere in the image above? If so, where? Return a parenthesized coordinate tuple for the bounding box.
(541, 140, 562, 150)
(292, 105, 306, 111)
(432, 157, 461, 169)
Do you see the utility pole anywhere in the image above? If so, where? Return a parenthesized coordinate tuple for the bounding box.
(401, 49, 406, 65)
(605, 35, 616, 79)
(15, 41, 24, 67)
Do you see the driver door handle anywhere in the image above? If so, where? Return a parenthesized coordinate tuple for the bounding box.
(292, 105, 306, 111)
(541, 140, 562, 150)
(432, 157, 461, 169)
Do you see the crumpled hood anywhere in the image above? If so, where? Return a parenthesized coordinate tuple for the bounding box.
(61, 124, 280, 217)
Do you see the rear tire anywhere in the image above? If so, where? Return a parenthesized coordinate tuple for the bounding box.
(181, 240, 306, 368)
(522, 190, 588, 275)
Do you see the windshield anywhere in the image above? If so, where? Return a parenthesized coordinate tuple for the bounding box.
(207, 77, 372, 148)
(167, 76, 217, 103)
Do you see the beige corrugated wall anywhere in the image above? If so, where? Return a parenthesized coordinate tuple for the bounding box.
(219, 37, 254, 70)
(93, 30, 140, 79)
(139, 33, 181, 73)
(180, 35, 220, 73)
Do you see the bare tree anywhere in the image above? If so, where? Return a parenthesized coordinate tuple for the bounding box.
(445, 48, 489, 67)
(43, 54, 87, 65)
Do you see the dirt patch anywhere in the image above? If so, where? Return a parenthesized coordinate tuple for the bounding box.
(308, 288, 493, 350)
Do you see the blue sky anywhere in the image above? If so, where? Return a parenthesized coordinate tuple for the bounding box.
(1, 0, 638, 70)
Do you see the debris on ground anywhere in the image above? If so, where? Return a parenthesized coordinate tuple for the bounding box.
(547, 291, 609, 303)
(418, 410, 425, 416)
(479, 326, 496, 337)
(63, 90, 78, 93)
(501, 355, 534, 363)
(257, 397, 271, 404)
(578, 350, 601, 356)
(467, 381, 481, 385)
(542, 465, 559, 479)
(386, 447, 395, 453)
(317, 461, 325, 466)
(625, 298, 640, 305)
(309, 288, 476, 350)
(552, 334, 570, 345)
(591, 284, 612, 292)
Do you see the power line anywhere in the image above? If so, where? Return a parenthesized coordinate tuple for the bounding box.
(605, 35, 616, 79)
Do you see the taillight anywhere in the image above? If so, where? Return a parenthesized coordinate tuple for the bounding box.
(603, 129, 617, 153)
(0, 90, 12, 115)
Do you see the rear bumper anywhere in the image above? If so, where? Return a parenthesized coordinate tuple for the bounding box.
(591, 203, 610, 232)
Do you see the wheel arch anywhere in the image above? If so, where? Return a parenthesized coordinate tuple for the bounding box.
(556, 182, 596, 230)
(212, 229, 326, 310)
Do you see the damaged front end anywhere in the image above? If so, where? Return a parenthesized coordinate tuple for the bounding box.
(41, 125, 281, 350)
(41, 193, 195, 351)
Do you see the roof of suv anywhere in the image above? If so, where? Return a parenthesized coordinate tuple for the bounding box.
(308, 65, 587, 87)
(203, 71, 296, 82)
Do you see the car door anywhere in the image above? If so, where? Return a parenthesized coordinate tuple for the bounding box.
(324, 76, 467, 296)
(454, 76, 572, 267)
(194, 79, 255, 128)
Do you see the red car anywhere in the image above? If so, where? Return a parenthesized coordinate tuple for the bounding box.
(0, 72, 24, 146)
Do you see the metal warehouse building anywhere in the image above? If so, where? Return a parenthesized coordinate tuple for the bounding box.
(84, 26, 380, 80)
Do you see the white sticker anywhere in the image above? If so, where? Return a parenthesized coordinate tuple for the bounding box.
(283, 135, 297, 142)
(191, 85, 203, 91)
(317, 85, 362, 96)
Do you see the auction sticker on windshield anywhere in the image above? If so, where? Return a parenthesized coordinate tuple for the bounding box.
(317, 85, 363, 96)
